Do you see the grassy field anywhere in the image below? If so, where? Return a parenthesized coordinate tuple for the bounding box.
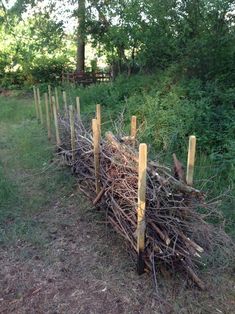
(0, 93, 234, 313)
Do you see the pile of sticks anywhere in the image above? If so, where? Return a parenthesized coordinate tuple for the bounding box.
(32, 83, 230, 291)
(55, 108, 224, 291)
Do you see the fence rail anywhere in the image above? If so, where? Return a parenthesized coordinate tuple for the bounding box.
(62, 71, 111, 85)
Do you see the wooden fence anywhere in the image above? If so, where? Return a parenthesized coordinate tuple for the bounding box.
(62, 71, 111, 85)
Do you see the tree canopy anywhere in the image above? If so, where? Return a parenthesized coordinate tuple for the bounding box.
(0, 0, 234, 85)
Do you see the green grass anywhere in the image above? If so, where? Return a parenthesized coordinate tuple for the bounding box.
(0, 94, 76, 246)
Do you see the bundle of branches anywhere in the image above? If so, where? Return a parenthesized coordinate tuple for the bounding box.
(57, 113, 231, 290)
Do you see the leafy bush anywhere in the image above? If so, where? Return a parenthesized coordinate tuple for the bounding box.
(0, 57, 73, 88)
(0, 70, 26, 88)
(30, 56, 73, 84)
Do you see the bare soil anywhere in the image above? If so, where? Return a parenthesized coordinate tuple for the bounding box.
(1, 189, 234, 314)
(0, 192, 159, 314)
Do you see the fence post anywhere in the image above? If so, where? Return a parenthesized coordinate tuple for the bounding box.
(131, 115, 137, 147)
(137, 143, 147, 275)
(36, 87, 43, 124)
(48, 84, 52, 117)
(44, 93, 51, 140)
(52, 96, 61, 146)
(55, 87, 59, 111)
(69, 105, 76, 161)
(33, 86, 39, 119)
(63, 91, 68, 114)
(186, 135, 196, 186)
(92, 118, 101, 194)
(96, 104, 101, 135)
(76, 96, 81, 121)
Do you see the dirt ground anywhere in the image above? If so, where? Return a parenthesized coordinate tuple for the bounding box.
(0, 192, 160, 314)
(1, 191, 235, 314)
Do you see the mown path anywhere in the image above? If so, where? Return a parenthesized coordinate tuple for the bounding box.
(0, 94, 234, 314)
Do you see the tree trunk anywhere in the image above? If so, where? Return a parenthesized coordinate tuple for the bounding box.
(76, 0, 85, 72)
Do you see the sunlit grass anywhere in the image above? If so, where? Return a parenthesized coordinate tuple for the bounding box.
(0, 95, 76, 245)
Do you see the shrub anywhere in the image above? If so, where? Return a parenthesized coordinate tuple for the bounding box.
(30, 56, 73, 84)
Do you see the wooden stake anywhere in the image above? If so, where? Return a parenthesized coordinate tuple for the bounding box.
(63, 91, 68, 114)
(33, 86, 39, 119)
(36, 87, 43, 124)
(48, 84, 52, 117)
(186, 135, 196, 186)
(76, 96, 81, 121)
(52, 96, 61, 146)
(92, 118, 101, 194)
(131, 115, 137, 147)
(69, 105, 76, 161)
(96, 104, 101, 135)
(137, 143, 147, 274)
(55, 87, 59, 111)
(44, 93, 51, 140)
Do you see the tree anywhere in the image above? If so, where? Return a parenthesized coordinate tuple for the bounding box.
(0, 1, 69, 85)
(76, 0, 86, 71)
(84, 0, 234, 80)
